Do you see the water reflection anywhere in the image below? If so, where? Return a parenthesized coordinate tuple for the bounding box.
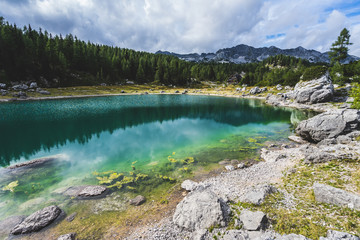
(0, 95, 299, 166)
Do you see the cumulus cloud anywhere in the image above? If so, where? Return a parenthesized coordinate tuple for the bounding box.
(0, 0, 359, 56)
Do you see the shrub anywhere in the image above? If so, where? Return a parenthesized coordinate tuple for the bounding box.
(351, 83, 360, 109)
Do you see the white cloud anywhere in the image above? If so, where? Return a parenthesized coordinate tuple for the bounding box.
(0, 0, 359, 56)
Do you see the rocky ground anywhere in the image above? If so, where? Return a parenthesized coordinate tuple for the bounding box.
(125, 74, 360, 240)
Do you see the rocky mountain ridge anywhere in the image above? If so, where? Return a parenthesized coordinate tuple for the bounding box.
(156, 44, 359, 64)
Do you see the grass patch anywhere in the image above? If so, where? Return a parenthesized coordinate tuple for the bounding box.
(230, 160, 360, 239)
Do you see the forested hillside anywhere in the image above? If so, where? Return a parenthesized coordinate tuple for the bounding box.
(0, 17, 359, 87)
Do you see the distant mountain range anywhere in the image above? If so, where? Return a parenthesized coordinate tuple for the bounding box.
(156, 44, 359, 64)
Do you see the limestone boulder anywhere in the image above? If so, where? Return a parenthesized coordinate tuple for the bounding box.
(296, 109, 360, 143)
(239, 210, 268, 231)
(292, 73, 334, 104)
(173, 188, 225, 231)
(313, 183, 360, 210)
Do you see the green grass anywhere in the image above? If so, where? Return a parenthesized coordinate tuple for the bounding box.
(230, 160, 360, 239)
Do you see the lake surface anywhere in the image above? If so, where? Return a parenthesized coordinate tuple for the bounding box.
(0, 95, 308, 219)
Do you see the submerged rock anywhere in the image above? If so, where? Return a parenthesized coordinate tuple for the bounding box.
(313, 183, 360, 210)
(77, 185, 107, 198)
(173, 188, 225, 230)
(11, 205, 62, 235)
(66, 212, 77, 222)
(6, 155, 64, 170)
(59, 185, 107, 198)
(0, 216, 25, 238)
(130, 195, 146, 206)
(296, 109, 360, 143)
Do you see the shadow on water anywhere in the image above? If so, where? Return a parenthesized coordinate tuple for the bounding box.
(0, 95, 301, 166)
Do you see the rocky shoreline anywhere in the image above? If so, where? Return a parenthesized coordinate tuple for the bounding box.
(125, 74, 360, 239)
(0, 74, 359, 239)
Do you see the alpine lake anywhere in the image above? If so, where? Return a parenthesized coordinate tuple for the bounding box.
(0, 94, 312, 238)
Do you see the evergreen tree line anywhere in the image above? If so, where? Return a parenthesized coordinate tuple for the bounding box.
(0, 18, 359, 87)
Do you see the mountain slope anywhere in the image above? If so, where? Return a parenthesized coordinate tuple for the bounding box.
(156, 44, 359, 64)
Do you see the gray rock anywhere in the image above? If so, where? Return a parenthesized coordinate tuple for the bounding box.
(66, 212, 77, 222)
(223, 230, 249, 240)
(250, 87, 261, 95)
(38, 90, 51, 95)
(173, 188, 225, 231)
(181, 180, 199, 191)
(243, 185, 278, 205)
(239, 209, 268, 231)
(57, 233, 76, 240)
(61, 186, 87, 197)
(77, 185, 107, 197)
(0, 216, 25, 237)
(12, 84, 29, 91)
(237, 163, 246, 169)
(296, 109, 360, 143)
(292, 73, 334, 104)
(193, 229, 208, 240)
(11, 205, 62, 235)
(225, 165, 235, 171)
(288, 135, 307, 144)
(121, 90, 126, 93)
(276, 84, 283, 91)
(0, 89, 7, 95)
(313, 183, 360, 210)
(277, 233, 310, 240)
(0, 83, 6, 88)
(29, 82, 38, 88)
(304, 152, 337, 164)
(175, 90, 180, 93)
(129, 195, 146, 206)
(260, 87, 268, 93)
(13, 91, 27, 98)
(319, 230, 359, 240)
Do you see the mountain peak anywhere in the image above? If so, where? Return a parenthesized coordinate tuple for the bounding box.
(156, 44, 359, 64)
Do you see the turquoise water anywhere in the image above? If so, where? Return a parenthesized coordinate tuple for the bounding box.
(0, 95, 307, 219)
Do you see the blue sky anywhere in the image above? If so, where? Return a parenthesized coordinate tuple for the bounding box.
(0, 0, 359, 56)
